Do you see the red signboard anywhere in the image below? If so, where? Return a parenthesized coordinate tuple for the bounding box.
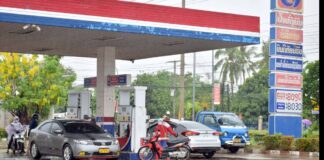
(272, 11, 303, 28)
(276, 73, 303, 89)
(271, 27, 303, 43)
(213, 83, 221, 105)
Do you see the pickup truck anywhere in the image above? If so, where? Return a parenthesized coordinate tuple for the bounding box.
(196, 111, 250, 153)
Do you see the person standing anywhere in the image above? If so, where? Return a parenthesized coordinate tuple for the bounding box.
(28, 113, 39, 137)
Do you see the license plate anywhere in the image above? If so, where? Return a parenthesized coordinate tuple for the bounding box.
(233, 138, 241, 143)
(99, 148, 110, 154)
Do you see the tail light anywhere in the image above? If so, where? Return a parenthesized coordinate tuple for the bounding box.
(181, 131, 200, 136)
(212, 131, 221, 136)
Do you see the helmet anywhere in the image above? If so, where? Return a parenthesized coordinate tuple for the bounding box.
(163, 115, 170, 121)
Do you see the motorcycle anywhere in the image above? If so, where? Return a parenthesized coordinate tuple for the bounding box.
(138, 134, 190, 160)
(9, 128, 26, 154)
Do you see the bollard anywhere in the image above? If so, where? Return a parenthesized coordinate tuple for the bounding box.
(258, 115, 263, 131)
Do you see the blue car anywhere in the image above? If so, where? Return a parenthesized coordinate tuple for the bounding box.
(196, 111, 250, 153)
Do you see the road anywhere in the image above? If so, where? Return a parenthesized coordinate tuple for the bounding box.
(0, 149, 318, 160)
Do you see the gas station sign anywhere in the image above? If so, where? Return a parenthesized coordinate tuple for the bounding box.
(270, 57, 303, 73)
(270, 42, 303, 58)
(270, 27, 303, 43)
(269, 72, 303, 89)
(271, 0, 303, 13)
(269, 89, 303, 114)
(271, 11, 303, 28)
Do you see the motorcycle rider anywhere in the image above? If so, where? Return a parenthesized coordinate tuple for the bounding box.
(6, 116, 25, 154)
(154, 115, 178, 148)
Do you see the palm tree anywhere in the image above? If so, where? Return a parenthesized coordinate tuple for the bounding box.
(255, 41, 270, 70)
(214, 46, 257, 94)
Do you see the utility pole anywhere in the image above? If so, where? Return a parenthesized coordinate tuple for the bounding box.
(167, 60, 179, 119)
(211, 50, 215, 111)
(192, 52, 196, 121)
(178, 0, 186, 120)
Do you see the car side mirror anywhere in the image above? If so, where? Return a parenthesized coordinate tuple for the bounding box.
(218, 119, 223, 125)
(54, 129, 63, 135)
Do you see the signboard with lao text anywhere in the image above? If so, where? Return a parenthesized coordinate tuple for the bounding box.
(269, 89, 303, 114)
(84, 77, 97, 88)
(270, 27, 303, 43)
(270, 42, 303, 58)
(269, 72, 303, 89)
(107, 74, 131, 86)
(270, 11, 303, 28)
(213, 83, 221, 105)
(271, 0, 303, 13)
(270, 57, 303, 73)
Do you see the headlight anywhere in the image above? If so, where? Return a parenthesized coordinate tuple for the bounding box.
(73, 140, 92, 145)
(244, 132, 249, 137)
(112, 139, 119, 145)
(223, 132, 228, 137)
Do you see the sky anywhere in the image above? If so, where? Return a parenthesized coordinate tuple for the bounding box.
(60, 0, 319, 86)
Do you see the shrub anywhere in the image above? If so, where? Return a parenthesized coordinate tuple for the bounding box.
(0, 128, 7, 138)
(280, 136, 294, 151)
(263, 134, 281, 150)
(249, 130, 268, 144)
(295, 138, 319, 152)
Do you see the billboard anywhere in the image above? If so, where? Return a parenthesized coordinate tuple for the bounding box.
(84, 77, 97, 88)
(269, 72, 303, 89)
(270, 42, 303, 58)
(270, 11, 303, 28)
(269, 57, 303, 73)
(213, 83, 221, 105)
(271, 0, 303, 13)
(107, 74, 131, 86)
(269, 89, 303, 113)
(270, 27, 303, 43)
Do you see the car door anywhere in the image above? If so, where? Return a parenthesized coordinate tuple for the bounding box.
(49, 122, 65, 156)
(37, 122, 52, 154)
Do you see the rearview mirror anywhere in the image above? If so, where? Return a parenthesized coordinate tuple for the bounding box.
(54, 129, 63, 134)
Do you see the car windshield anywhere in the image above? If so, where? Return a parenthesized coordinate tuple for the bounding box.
(62, 122, 105, 134)
(218, 114, 245, 127)
(179, 121, 212, 130)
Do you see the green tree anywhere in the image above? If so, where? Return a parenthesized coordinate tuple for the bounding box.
(255, 41, 270, 70)
(302, 60, 319, 121)
(231, 68, 269, 128)
(0, 52, 76, 123)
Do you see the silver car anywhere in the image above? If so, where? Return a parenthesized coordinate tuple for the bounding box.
(29, 119, 120, 160)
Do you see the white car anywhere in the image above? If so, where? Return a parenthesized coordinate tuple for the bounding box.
(147, 119, 221, 159)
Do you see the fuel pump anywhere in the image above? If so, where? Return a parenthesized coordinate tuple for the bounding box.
(115, 86, 148, 159)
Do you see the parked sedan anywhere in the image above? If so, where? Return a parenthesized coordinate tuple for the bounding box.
(29, 119, 120, 160)
(147, 119, 221, 159)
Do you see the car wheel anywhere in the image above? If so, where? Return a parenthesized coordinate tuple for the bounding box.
(63, 144, 74, 160)
(202, 151, 215, 159)
(30, 142, 41, 159)
(228, 147, 240, 153)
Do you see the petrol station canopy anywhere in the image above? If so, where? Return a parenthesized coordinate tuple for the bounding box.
(0, 0, 260, 60)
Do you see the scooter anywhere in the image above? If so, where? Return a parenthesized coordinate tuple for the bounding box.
(138, 134, 190, 160)
(9, 129, 26, 155)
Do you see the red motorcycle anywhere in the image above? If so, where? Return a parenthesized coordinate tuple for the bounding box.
(137, 134, 190, 160)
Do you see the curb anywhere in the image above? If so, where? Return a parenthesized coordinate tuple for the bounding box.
(259, 150, 320, 158)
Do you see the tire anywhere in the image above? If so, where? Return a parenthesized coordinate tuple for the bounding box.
(63, 144, 74, 160)
(202, 151, 215, 159)
(177, 146, 190, 160)
(228, 147, 240, 153)
(30, 142, 41, 159)
(137, 146, 154, 160)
